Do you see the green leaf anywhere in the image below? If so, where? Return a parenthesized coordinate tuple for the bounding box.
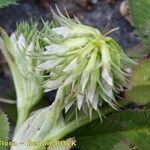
(68, 110, 150, 150)
(0, 0, 18, 8)
(129, 0, 150, 47)
(0, 110, 10, 150)
(126, 43, 149, 62)
(126, 60, 150, 105)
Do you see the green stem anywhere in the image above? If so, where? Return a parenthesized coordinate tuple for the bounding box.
(11, 68, 30, 130)
(0, 37, 30, 129)
(48, 100, 131, 140)
(0, 98, 16, 104)
(1, 28, 42, 131)
(32, 100, 131, 150)
(16, 106, 30, 130)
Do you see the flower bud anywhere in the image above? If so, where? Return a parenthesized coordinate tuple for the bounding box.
(0, 23, 42, 128)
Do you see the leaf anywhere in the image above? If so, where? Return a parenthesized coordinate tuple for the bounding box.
(129, 0, 150, 47)
(67, 110, 150, 150)
(0, 0, 18, 8)
(0, 89, 17, 123)
(126, 43, 149, 62)
(0, 110, 10, 150)
(126, 60, 150, 105)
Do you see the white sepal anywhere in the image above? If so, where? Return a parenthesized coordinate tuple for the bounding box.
(87, 80, 96, 104)
(27, 42, 34, 54)
(10, 33, 17, 43)
(103, 82, 114, 99)
(63, 57, 77, 72)
(43, 37, 51, 44)
(77, 94, 84, 110)
(65, 101, 74, 113)
(63, 75, 75, 86)
(52, 27, 71, 38)
(102, 68, 113, 86)
(43, 77, 64, 92)
(44, 44, 67, 54)
(92, 92, 99, 110)
(17, 34, 26, 50)
(36, 59, 62, 71)
(55, 86, 64, 101)
(81, 51, 97, 92)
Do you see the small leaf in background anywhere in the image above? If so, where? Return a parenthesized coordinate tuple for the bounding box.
(68, 110, 150, 150)
(0, 110, 10, 150)
(0, 103, 17, 124)
(126, 60, 150, 105)
(0, 0, 18, 8)
(129, 0, 150, 47)
(126, 43, 150, 62)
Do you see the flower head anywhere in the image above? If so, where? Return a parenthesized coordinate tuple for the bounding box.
(0, 22, 43, 128)
(36, 9, 135, 116)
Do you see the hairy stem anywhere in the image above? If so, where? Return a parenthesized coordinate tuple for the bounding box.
(16, 106, 30, 131)
(30, 100, 131, 150)
(0, 98, 16, 104)
(49, 100, 131, 141)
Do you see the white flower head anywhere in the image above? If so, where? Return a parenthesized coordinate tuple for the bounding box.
(35, 9, 135, 117)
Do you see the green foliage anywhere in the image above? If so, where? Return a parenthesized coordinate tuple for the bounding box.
(126, 43, 149, 62)
(129, 0, 150, 47)
(0, 110, 10, 150)
(0, 0, 18, 8)
(126, 60, 150, 105)
(68, 110, 150, 150)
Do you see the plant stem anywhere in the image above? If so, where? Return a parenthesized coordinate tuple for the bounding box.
(48, 100, 131, 141)
(0, 98, 16, 104)
(31, 100, 131, 150)
(15, 106, 30, 131)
